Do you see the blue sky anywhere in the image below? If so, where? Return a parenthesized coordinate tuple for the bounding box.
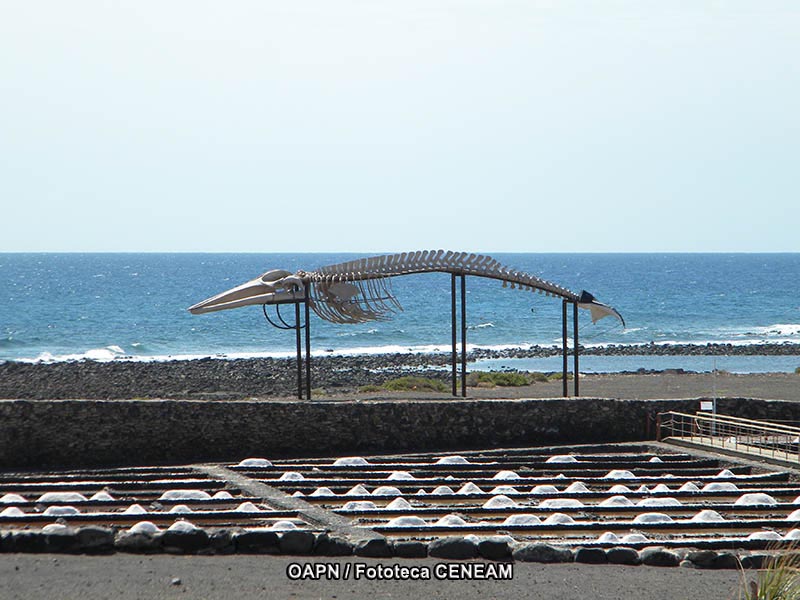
(1, 1, 798, 252)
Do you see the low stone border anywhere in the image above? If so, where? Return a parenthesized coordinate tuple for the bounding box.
(0, 527, 780, 568)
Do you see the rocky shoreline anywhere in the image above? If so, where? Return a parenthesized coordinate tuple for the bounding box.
(0, 342, 798, 400)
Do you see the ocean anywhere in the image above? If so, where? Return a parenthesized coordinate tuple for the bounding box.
(1, 253, 798, 373)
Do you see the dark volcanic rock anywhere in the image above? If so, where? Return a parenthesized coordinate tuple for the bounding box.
(575, 547, 608, 564)
(640, 547, 681, 567)
(512, 543, 572, 563)
(279, 530, 315, 555)
(313, 533, 353, 556)
(607, 547, 641, 565)
(428, 537, 479, 560)
(355, 538, 393, 558)
(478, 536, 512, 560)
(161, 528, 210, 554)
(233, 530, 280, 554)
(115, 531, 162, 553)
(75, 526, 115, 554)
(394, 540, 428, 558)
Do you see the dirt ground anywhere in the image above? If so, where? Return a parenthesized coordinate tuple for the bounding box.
(350, 371, 800, 403)
(0, 554, 745, 600)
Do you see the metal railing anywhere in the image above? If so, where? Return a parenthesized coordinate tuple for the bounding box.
(657, 411, 800, 464)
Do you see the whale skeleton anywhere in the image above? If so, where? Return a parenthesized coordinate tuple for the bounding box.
(189, 250, 624, 399)
(188, 249, 624, 327)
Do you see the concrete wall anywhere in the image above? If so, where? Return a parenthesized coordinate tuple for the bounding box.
(3, 396, 800, 469)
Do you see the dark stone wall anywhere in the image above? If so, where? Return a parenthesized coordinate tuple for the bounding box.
(2, 396, 800, 469)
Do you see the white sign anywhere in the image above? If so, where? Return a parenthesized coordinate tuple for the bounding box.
(700, 401, 714, 411)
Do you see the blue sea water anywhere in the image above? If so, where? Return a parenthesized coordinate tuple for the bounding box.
(1, 253, 799, 372)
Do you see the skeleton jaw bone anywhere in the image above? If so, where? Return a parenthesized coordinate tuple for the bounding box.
(187, 270, 305, 315)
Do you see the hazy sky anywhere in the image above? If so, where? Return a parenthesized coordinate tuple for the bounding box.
(2, 1, 798, 252)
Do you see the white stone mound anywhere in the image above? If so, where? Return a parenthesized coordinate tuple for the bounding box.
(565, 482, 589, 493)
(333, 457, 370, 466)
(436, 456, 470, 465)
(490, 486, 519, 495)
(785, 529, 800, 540)
(648, 456, 663, 463)
(539, 498, 584, 509)
(0, 493, 26, 504)
(456, 482, 483, 495)
(597, 532, 621, 543)
(292, 491, 305, 497)
(620, 533, 649, 543)
(746, 531, 782, 541)
(603, 470, 636, 479)
(492, 470, 521, 480)
(168, 505, 193, 514)
(37, 492, 88, 503)
(310, 487, 336, 497)
(386, 497, 413, 510)
(435, 514, 468, 527)
(43, 506, 80, 516)
(237, 458, 273, 467)
(277, 472, 305, 481)
(633, 512, 673, 524)
(387, 471, 416, 481)
(212, 491, 235, 500)
(543, 513, 575, 525)
(690, 510, 725, 523)
(387, 516, 427, 527)
(502, 514, 542, 525)
(714, 469, 736, 478)
(0, 506, 25, 517)
(90, 491, 115, 501)
(235, 502, 261, 512)
(431, 486, 455, 496)
(270, 520, 298, 531)
(122, 504, 148, 515)
(599, 495, 634, 507)
(786, 509, 800, 521)
(372, 486, 402, 497)
(167, 520, 198, 532)
(546, 455, 578, 463)
(608, 485, 633, 494)
(483, 495, 518, 509)
(531, 485, 560, 495)
(701, 482, 739, 492)
(158, 490, 212, 501)
(636, 497, 682, 507)
(42, 523, 72, 534)
(342, 501, 377, 511)
(651, 484, 671, 493)
(734, 493, 778, 506)
(678, 482, 701, 492)
(345, 485, 370, 496)
(129, 521, 161, 535)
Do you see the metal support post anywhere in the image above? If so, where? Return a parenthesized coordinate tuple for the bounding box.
(461, 274, 467, 397)
(561, 300, 568, 397)
(295, 300, 302, 400)
(573, 301, 580, 397)
(451, 273, 457, 397)
(304, 289, 311, 401)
